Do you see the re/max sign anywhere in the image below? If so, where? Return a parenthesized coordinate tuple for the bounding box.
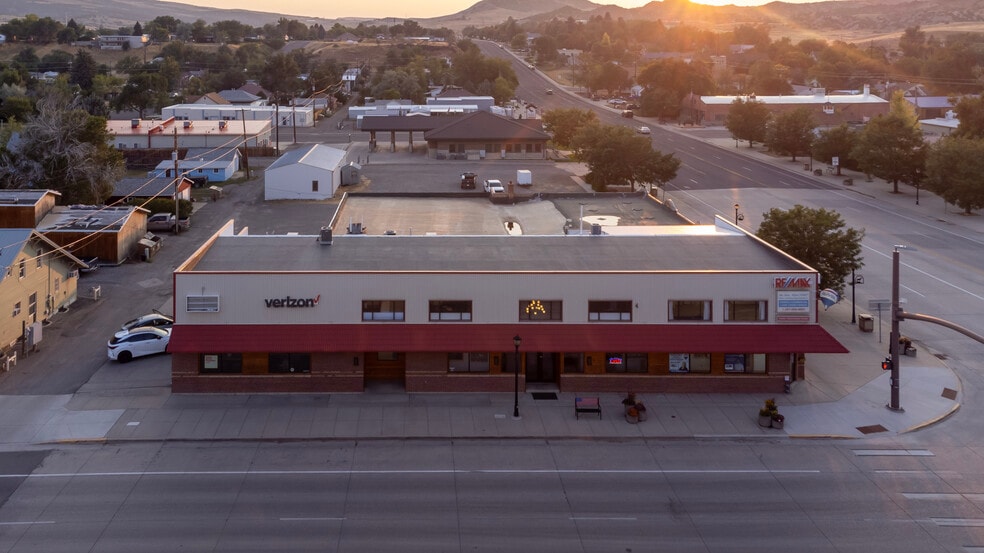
(774, 277, 812, 289)
(265, 295, 321, 308)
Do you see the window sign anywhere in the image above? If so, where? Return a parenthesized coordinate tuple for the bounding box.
(669, 353, 690, 373)
(724, 354, 745, 373)
(203, 354, 219, 370)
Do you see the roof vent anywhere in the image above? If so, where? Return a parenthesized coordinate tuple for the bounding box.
(591, 223, 602, 236)
(130, 119, 140, 128)
(219, 121, 227, 130)
(183, 121, 192, 129)
(317, 226, 332, 245)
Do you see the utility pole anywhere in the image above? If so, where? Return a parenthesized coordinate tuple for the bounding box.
(172, 129, 180, 235)
(241, 108, 250, 179)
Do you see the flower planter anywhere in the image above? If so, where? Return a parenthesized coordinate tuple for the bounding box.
(771, 418, 784, 429)
(758, 415, 772, 428)
(625, 413, 639, 424)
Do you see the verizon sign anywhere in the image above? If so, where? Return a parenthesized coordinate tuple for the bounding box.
(265, 295, 321, 308)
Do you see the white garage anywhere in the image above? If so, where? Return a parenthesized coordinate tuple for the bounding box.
(264, 144, 347, 201)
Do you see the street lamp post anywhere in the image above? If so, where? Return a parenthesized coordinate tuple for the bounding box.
(512, 335, 522, 419)
(850, 268, 863, 324)
(733, 203, 741, 225)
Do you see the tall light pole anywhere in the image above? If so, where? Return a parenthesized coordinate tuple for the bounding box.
(512, 335, 522, 419)
(888, 245, 915, 412)
(734, 203, 740, 225)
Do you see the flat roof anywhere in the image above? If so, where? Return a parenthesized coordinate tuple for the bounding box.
(701, 94, 888, 106)
(108, 119, 271, 137)
(38, 205, 143, 233)
(187, 224, 808, 273)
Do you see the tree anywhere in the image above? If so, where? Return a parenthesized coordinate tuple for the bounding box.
(69, 49, 98, 93)
(952, 96, 984, 139)
(0, 93, 124, 204)
(812, 124, 859, 175)
(765, 107, 815, 161)
(115, 73, 170, 118)
(542, 108, 598, 149)
(851, 91, 926, 194)
(756, 205, 864, 296)
(924, 137, 984, 214)
(132, 21, 143, 36)
(725, 97, 770, 147)
(259, 53, 302, 104)
(572, 123, 680, 191)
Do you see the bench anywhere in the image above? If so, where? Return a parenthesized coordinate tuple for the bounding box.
(575, 396, 602, 419)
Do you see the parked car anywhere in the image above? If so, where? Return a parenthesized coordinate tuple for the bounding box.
(637, 126, 651, 134)
(484, 179, 505, 193)
(116, 312, 174, 339)
(621, 110, 634, 118)
(146, 213, 177, 232)
(107, 326, 171, 363)
(460, 172, 477, 189)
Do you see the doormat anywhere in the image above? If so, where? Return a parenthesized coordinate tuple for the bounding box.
(531, 392, 558, 400)
(942, 388, 958, 400)
(856, 424, 888, 435)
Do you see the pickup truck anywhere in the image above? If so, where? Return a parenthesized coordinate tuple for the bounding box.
(147, 213, 191, 232)
(484, 179, 505, 194)
(460, 172, 477, 189)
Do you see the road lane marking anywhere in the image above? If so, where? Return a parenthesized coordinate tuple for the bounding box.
(853, 449, 934, 456)
(902, 493, 963, 500)
(280, 517, 345, 521)
(571, 517, 637, 521)
(0, 521, 55, 525)
(0, 468, 822, 478)
(932, 518, 984, 527)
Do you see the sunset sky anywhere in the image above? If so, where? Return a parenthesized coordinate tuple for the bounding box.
(188, 0, 784, 20)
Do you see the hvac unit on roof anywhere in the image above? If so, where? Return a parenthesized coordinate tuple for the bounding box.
(183, 121, 192, 129)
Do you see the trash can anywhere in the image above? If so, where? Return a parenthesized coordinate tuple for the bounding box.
(858, 314, 874, 332)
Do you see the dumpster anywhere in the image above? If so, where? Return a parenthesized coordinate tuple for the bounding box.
(858, 313, 874, 332)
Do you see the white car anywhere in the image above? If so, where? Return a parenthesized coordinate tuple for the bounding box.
(107, 327, 171, 363)
(484, 179, 505, 193)
(637, 126, 651, 135)
(115, 313, 174, 339)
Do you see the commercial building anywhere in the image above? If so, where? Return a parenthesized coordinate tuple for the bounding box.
(108, 117, 272, 150)
(690, 85, 889, 126)
(162, 104, 315, 127)
(168, 218, 846, 394)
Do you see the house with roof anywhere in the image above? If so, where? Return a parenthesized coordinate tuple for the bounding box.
(216, 89, 265, 106)
(193, 92, 231, 105)
(0, 190, 61, 229)
(238, 82, 272, 100)
(424, 111, 550, 160)
(38, 206, 150, 265)
(149, 148, 240, 183)
(342, 68, 361, 92)
(110, 176, 194, 205)
(0, 229, 88, 358)
(264, 144, 348, 200)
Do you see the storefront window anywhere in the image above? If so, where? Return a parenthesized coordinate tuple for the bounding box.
(363, 300, 405, 321)
(200, 353, 243, 374)
(690, 353, 711, 373)
(605, 353, 647, 373)
(725, 300, 767, 322)
(563, 353, 584, 373)
(589, 300, 632, 321)
(268, 353, 311, 374)
(669, 300, 711, 321)
(448, 352, 489, 373)
(723, 353, 768, 373)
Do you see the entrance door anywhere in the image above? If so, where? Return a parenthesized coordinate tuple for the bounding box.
(363, 352, 406, 382)
(525, 352, 557, 383)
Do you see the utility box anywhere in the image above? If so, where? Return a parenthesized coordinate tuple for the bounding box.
(858, 314, 874, 332)
(516, 170, 532, 186)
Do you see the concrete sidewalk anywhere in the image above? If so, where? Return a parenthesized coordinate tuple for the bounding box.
(0, 292, 954, 446)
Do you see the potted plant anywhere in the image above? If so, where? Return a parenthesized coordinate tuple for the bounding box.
(622, 393, 637, 414)
(635, 402, 648, 422)
(758, 407, 773, 427)
(625, 406, 639, 424)
(771, 412, 785, 429)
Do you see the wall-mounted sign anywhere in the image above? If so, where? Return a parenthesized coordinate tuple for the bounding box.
(774, 276, 812, 289)
(669, 353, 690, 373)
(265, 295, 321, 308)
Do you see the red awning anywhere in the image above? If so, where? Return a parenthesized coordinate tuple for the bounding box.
(169, 323, 847, 354)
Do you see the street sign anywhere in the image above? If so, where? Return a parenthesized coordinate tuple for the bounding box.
(868, 299, 891, 309)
